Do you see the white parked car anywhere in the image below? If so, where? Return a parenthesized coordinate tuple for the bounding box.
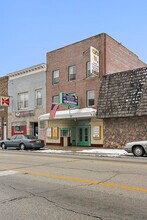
(125, 141, 147, 157)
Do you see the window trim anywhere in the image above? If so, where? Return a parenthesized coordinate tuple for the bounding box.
(52, 70, 59, 85)
(35, 89, 42, 107)
(86, 61, 95, 78)
(68, 65, 76, 81)
(18, 92, 28, 110)
(52, 95, 59, 104)
(86, 90, 95, 107)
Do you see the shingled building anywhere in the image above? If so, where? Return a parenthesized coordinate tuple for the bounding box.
(97, 66, 147, 148)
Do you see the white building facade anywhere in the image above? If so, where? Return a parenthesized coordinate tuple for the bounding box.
(8, 63, 46, 138)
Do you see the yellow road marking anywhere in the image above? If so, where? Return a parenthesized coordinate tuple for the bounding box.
(0, 167, 147, 193)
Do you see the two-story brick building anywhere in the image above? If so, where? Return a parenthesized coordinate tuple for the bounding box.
(0, 76, 9, 140)
(8, 63, 46, 138)
(39, 33, 145, 147)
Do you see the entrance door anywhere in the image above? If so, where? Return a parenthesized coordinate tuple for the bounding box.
(78, 126, 90, 146)
(71, 127, 76, 146)
(34, 122, 38, 137)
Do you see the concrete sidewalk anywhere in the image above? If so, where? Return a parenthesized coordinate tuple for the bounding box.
(43, 145, 129, 157)
(44, 145, 104, 151)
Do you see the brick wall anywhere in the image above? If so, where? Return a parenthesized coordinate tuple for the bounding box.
(46, 34, 105, 112)
(106, 35, 146, 74)
(46, 33, 146, 113)
(103, 116, 147, 148)
(0, 76, 8, 138)
(0, 76, 8, 118)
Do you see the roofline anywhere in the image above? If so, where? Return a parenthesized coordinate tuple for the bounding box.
(103, 66, 147, 78)
(47, 33, 146, 65)
(47, 33, 106, 54)
(7, 63, 46, 77)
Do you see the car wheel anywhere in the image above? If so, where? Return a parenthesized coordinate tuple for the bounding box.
(1, 143, 7, 150)
(133, 146, 145, 157)
(19, 143, 26, 150)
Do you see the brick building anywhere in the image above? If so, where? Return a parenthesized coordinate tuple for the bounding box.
(97, 66, 147, 148)
(0, 76, 9, 140)
(8, 64, 46, 138)
(39, 33, 145, 147)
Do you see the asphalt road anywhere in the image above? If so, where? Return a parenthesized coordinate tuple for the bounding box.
(0, 149, 147, 220)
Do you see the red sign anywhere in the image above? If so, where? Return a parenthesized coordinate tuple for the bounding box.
(1, 96, 10, 106)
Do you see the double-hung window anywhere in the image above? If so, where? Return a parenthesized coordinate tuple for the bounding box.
(52, 95, 59, 104)
(18, 92, 28, 109)
(35, 89, 42, 107)
(86, 61, 95, 78)
(52, 70, 59, 85)
(86, 90, 95, 107)
(68, 65, 76, 81)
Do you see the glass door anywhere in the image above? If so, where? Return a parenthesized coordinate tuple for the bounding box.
(78, 126, 90, 146)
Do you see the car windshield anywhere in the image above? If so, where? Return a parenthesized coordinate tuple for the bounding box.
(24, 135, 37, 140)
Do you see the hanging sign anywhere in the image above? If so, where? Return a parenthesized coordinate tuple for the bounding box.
(60, 93, 78, 107)
(90, 46, 99, 76)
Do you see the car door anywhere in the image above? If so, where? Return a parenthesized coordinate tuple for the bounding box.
(6, 135, 17, 148)
(14, 135, 24, 148)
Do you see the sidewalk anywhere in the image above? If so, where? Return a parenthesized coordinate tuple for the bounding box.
(41, 145, 130, 157)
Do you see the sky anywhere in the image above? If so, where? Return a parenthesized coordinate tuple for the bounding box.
(0, 0, 147, 77)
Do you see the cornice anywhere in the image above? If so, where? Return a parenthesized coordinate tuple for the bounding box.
(8, 63, 46, 80)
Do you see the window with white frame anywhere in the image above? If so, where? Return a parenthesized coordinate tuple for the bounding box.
(86, 90, 95, 107)
(52, 95, 59, 104)
(18, 92, 28, 109)
(52, 70, 59, 85)
(68, 65, 76, 81)
(86, 61, 95, 78)
(35, 89, 42, 107)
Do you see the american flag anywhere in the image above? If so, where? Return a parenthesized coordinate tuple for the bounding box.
(49, 104, 59, 120)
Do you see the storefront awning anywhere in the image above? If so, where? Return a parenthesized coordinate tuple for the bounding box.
(39, 108, 97, 121)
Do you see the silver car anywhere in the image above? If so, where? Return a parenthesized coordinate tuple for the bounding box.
(125, 141, 147, 157)
(0, 135, 45, 150)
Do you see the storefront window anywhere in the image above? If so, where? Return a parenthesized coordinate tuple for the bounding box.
(60, 129, 71, 137)
(15, 126, 24, 133)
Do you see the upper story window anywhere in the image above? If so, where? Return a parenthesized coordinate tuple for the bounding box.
(35, 89, 42, 107)
(86, 90, 95, 107)
(86, 61, 95, 78)
(68, 65, 76, 81)
(18, 92, 28, 110)
(52, 70, 59, 85)
(52, 95, 59, 104)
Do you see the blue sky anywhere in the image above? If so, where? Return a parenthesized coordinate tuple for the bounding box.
(0, 0, 147, 77)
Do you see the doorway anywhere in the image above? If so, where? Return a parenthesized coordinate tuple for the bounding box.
(34, 122, 38, 137)
(77, 126, 91, 146)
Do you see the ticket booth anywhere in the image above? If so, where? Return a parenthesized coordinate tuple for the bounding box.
(60, 128, 71, 147)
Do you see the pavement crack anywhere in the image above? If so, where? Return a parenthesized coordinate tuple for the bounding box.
(102, 173, 120, 183)
(37, 195, 103, 219)
(1, 194, 35, 204)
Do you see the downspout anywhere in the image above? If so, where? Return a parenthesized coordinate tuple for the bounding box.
(103, 33, 107, 75)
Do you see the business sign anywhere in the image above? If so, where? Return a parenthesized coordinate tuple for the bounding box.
(15, 110, 35, 117)
(90, 46, 99, 76)
(0, 96, 10, 106)
(60, 93, 78, 107)
(93, 126, 101, 139)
